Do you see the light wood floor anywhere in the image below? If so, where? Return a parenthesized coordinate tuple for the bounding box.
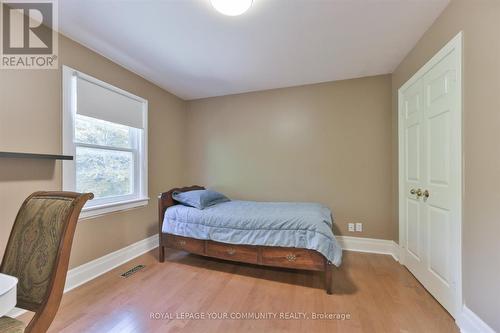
(20, 249, 458, 333)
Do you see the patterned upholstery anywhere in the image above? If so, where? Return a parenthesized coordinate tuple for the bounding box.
(0, 195, 74, 307)
(0, 316, 25, 333)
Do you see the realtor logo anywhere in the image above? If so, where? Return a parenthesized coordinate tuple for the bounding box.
(1, 0, 58, 69)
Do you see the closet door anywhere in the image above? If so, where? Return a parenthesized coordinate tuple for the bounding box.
(421, 47, 460, 315)
(399, 33, 462, 317)
(400, 78, 426, 283)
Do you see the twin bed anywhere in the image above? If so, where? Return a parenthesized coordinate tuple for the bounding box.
(158, 186, 342, 294)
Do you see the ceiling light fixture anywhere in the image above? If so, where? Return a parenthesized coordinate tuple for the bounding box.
(210, 0, 253, 16)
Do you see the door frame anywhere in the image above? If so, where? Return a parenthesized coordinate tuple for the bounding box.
(398, 31, 463, 317)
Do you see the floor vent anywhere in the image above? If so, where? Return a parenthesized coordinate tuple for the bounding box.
(121, 265, 145, 278)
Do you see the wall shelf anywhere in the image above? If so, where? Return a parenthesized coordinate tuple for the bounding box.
(0, 151, 73, 160)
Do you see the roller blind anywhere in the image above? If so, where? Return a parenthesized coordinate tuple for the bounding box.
(76, 76, 145, 129)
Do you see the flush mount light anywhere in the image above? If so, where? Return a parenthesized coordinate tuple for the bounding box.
(210, 0, 253, 16)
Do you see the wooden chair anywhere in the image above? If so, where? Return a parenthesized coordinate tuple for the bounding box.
(0, 191, 93, 333)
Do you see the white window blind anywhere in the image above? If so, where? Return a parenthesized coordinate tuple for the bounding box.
(76, 76, 145, 129)
(63, 66, 149, 219)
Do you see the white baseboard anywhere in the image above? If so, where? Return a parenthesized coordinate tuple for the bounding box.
(456, 305, 496, 333)
(337, 235, 399, 262)
(64, 234, 158, 293)
(8, 234, 159, 318)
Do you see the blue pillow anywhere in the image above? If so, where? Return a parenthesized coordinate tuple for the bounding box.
(172, 190, 230, 209)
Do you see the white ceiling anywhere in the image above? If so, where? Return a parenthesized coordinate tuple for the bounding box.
(59, 0, 449, 100)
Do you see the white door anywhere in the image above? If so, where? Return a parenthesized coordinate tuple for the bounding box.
(398, 33, 462, 317)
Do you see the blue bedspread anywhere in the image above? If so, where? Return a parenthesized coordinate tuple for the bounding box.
(163, 200, 342, 266)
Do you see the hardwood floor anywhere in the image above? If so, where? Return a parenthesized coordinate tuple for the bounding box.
(19, 250, 458, 333)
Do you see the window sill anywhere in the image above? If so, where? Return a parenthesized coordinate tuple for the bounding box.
(80, 197, 150, 220)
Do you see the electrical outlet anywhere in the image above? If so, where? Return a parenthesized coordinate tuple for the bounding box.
(355, 223, 363, 232)
(348, 223, 355, 232)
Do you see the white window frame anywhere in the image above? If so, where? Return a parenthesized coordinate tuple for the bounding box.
(62, 65, 149, 219)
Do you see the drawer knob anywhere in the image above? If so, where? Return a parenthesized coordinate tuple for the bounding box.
(286, 254, 297, 262)
(227, 248, 236, 255)
(177, 240, 186, 246)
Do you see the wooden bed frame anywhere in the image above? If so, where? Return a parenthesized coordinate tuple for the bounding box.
(158, 186, 334, 294)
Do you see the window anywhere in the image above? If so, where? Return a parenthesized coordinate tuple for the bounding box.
(62, 66, 148, 219)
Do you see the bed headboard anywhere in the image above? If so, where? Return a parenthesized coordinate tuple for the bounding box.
(158, 185, 205, 234)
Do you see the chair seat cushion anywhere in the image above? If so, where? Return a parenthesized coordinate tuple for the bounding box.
(0, 316, 25, 333)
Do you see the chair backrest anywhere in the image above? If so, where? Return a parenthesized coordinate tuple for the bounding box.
(0, 191, 93, 333)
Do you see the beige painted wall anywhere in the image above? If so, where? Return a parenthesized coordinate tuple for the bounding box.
(392, 0, 500, 329)
(186, 75, 394, 239)
(0, 34, 187, 268)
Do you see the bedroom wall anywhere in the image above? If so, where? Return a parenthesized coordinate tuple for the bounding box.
(391, 0, 500, 330)
(185, 75, 394, 240)
(0, 34, 187, 268)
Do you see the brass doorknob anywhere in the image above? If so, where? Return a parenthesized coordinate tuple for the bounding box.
(410, 188, 423, 197)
